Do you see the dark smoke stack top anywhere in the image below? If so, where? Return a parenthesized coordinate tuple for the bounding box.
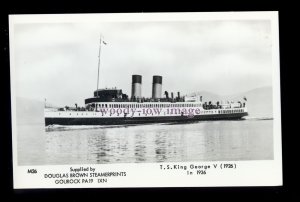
(131, 75, 142, 98)
(152, 75, 163, 99)
(152, 75, 162, 84)
(132, 75, 142, 84)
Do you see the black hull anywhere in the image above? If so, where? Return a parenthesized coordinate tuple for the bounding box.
(45, 112, 248, 126)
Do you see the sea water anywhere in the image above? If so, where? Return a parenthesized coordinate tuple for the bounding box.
(17, 119, 273, 165)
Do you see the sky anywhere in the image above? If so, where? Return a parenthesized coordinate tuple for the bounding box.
(12, 18, 273, 106)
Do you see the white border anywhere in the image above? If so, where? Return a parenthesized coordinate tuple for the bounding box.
(10, 12, 282, 188)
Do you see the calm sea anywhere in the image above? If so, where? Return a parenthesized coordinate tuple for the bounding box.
(17, 119, 273, 165)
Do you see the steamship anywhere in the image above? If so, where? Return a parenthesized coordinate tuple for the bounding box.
(44, 37, 248, 126)
(45, 74, 248, 126)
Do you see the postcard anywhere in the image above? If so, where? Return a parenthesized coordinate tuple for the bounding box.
(9, 12, 282, 188)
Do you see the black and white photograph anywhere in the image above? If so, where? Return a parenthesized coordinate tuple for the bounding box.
(9, 12, 282, 188)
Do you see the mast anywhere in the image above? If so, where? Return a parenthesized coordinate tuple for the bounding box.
(96, 35, 103, 96)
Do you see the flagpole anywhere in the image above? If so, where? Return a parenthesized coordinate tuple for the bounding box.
(96, 35, 102, 96)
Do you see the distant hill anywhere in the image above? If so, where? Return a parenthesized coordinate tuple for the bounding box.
(229, 86, 273, 118)
(190, 86, 273, 118)
(15, 97, 45, 124)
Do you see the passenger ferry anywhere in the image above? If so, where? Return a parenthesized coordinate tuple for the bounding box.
(44, 74, 248, 126)
(44, 38, 248, 126)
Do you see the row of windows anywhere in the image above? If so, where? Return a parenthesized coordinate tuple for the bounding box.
(219, 109, 244, 114)
(60, 108, 244, 116)
(95, 103, 202, 108)
(202, 110, 217, 114)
